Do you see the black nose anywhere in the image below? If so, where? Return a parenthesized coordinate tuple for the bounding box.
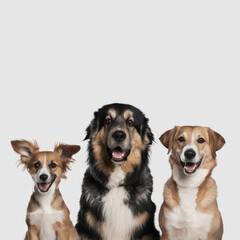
(184, 149, 196, 160)
(39, 174, 48, 182)
(112, 130, 126, 142)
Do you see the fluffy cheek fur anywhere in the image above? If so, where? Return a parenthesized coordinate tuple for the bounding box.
(170, 142, 216, 171)
(91, 128, 114, 175)
(50, 166, 62, 186)
(121, 128, 148, 173)
(169, 143, 182, 167)
(90, 127, 150, 175)
(198, 144, 217, 170)
(27, 158, 68, 187)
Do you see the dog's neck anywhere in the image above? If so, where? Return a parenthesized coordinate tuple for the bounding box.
(33, 183, 58, 212)
(107, 165, 125, 188)
(172, 164, 210, 188)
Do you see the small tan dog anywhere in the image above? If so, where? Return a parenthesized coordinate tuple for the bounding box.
(159, 126, 225, 240)
(11, 140, 80, 240)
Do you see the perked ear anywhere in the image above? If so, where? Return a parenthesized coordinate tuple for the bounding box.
(208, 128, 225, 159)
(55, 143, 80, 175)
(55, 144, 80, 159)
(159, 126, 179, 154)
(11, 140, 39, 167)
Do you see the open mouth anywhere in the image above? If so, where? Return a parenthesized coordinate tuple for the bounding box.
(181, 158, 203, 175)
(37, 175, 56, 193)
(110, 146, 130, 163)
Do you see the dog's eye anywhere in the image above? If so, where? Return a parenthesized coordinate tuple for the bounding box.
(105, 117, 112, 125)
(128, 119, 133, 127)
(197, 138, 205, 144)
(49, 161, 57, 169)
(178, 137, 185, 142)
(34, 161, 41, 169)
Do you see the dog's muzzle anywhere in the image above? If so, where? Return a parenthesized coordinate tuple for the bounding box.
(107, 130, 131, 164)
(37, 174, 56, 193)
(180, 149, 203, 175)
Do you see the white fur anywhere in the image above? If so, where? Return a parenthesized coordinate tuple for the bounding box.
(28, 183, 63, 240)
(180, 133, 200, 164)
(165, 165, 212, 240)
(101, 166, 137, 240)
(32, 155, 51, 184)
(173, 164, 209, 188)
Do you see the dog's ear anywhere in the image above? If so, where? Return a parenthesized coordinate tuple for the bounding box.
(11, 140, 39, 167)
(84, 111, 99, 140)
(146, 126, 154, 145)
(55, 143, 80, 159)
(142, 117, 154, 145)
(159, 126, 179, 154)
(208, 128, 225, 159)
(55, 143, 80, 176)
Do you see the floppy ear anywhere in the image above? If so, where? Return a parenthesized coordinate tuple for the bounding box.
(142, 118, 154, 145)
(159, 126, 179, 154)
(84, 111, 99, 140)
(208, 128, 225, 159)
(55, 143, 80, 175)
(11, 140, 39, 167)
(146, 126, 154, 145)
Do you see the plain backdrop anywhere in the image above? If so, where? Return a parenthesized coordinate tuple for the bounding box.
(0, 0, 239, 239)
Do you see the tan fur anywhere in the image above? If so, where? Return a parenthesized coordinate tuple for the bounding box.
(85, 211, 101, 234)
(159, 126, 225, 240)
(25, 190, 80, 240)
(91, 128, 115, 175)
(123, 109, 134, 120)
(159, 177, 180, 240)
(85, 211, 96, 229)
(91, 110, 149, 174)
(135, 212, 149, 227)
(196, 176, 224, 239)
(121, 128, 146, 173)
(107, 109, 117, 119)
(120, 111, 150, 173)
(11, 140, 80, 240)
(51, 189, 79, 240)
(24, 225, 39, 240)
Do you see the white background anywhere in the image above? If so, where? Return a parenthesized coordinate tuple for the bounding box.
(0, 0, 239, 239)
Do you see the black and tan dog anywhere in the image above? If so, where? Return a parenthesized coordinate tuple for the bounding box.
(159, 126, 225, 240)
(75, 103, 160, 240)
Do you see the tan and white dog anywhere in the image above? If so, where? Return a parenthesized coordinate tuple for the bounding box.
(11, 140, 80, 240)
(159, 126, 225, 240)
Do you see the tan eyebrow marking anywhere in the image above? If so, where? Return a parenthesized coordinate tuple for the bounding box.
(123, 110, 134, 120)
(107, 109, 117, 119)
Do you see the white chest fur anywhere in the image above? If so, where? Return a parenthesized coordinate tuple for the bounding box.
(165, 165, 213, 240)
(101, 166, 137, 240)
(27, 184, 63, 240)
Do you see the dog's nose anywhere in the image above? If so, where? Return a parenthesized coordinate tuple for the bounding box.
(112, 130, 126, 142)
(39, 174, 48, 182)
(184, 149, 196, 160)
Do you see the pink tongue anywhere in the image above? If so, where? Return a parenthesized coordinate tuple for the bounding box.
(39, 182, 51, 191)
(112, 150, 125, 160)
(185, 163, 197, 172)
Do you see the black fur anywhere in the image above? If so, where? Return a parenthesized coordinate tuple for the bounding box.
(75, 103, 160, 240)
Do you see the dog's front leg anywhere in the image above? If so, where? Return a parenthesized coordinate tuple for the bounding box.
(25, 226, 39, 240)
(55, 225, 70, 240)
(207, 233, 223, 240)
(55, 225, 80, 240)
